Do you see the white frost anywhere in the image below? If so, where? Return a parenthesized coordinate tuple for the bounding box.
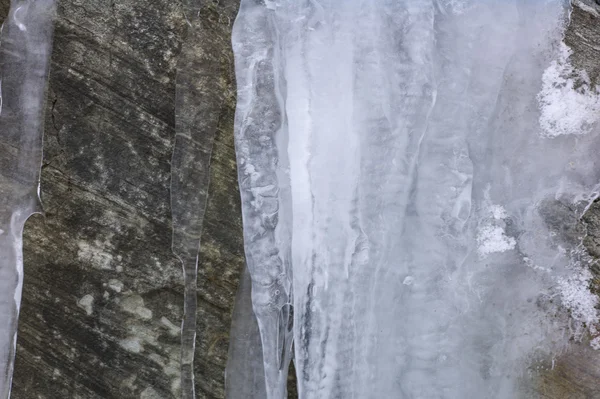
(477, 225, 516, 256)
(538, 42, 600, 138)
(490, 204, 508, 220)
(557, 267, 599, 326)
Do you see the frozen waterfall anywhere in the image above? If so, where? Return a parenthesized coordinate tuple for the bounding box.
(229, 0, 600, 398)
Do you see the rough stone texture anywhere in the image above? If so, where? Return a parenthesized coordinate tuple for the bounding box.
(186, 3, 244, 398)
(565, 0, 600, 86)
(529, 342, 600, 399)
(583, 200, 600, 293)
(1, 0, 242, 398)
(12, 1, 188, 397)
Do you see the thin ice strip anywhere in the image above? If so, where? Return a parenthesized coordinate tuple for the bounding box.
(170, 0, 223, 396)
(0, 1, 56, 397)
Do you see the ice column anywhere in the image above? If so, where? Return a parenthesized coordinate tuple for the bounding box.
(232, 0, 600, 398)
(231, 1, 294, 398)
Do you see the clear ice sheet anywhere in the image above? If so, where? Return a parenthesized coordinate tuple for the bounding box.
(231, 0, 600, 398)
(0, 1, 56, 397)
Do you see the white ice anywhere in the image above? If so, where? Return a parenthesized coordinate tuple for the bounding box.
(231, 0, 600, 398)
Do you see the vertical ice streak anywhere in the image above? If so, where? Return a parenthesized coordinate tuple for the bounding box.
(231, 1, 294, 397)
(171, 0, 220, 397)
(0, 1, 56, 397)
(231, 0, 600, 398)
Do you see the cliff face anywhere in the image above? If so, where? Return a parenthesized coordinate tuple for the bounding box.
(0, 0, 598, 398)
(12, 1, 187, 397)
(3, 0, 241, 398)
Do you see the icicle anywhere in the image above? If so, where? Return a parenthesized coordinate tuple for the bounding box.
(171, 0, 226, 396)
(230, 1, 294, 398)
(0, 1, 56, 397)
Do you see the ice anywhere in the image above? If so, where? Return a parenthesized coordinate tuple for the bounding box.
(0, 1, 56, 397)
(231, 0, 600, 398)
(538, 42, 600, 138)
(230, 2, 294, 397)
(477, 225, 517, 257)
(225, 265, 267, 398)
(170, 0, 233, 395)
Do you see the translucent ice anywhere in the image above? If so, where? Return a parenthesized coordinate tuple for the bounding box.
(170, 1, 213, 395)
(0, 1, 56, 397)
(231, 1, 600, 398)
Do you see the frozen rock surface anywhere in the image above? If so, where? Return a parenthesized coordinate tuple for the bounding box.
(231, 1, 600, 398)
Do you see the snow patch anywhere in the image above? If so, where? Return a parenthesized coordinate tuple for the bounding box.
(490, 205, 508, 220)
(477, 205, 516, 256)
(538, 42, 600, 138)
(477, 225, 516, 256)
(557, 267, 599, 327)
(160, 317, 181, 337)
(573, 0, 600, 17)
(77, 240, 114, 270)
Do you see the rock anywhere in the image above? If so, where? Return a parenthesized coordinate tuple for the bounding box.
(566, 1, 600, 85)
(5, 0, 241, 398)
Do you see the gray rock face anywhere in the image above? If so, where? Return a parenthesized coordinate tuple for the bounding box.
(3, 0, 240, 398)
(566, 1, 600, 85)
(13, 0, 187, 397)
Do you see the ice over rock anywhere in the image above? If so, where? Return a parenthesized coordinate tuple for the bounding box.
(0, 1, 56, 397)
(229, 0, 600, 398)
